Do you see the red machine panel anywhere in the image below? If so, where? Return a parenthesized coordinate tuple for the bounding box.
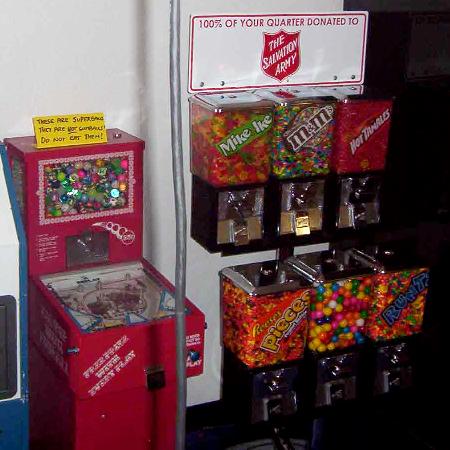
(29, 259, 205, 450)
(5, 129, 144, 276)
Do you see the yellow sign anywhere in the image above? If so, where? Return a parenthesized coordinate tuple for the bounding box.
(33, 113, 107, 149)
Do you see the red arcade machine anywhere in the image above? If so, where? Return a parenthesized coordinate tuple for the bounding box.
(5, 130, 205, 450)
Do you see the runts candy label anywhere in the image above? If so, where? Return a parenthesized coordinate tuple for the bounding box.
(216, 114, 273, 157)
(367, 268, 428, 341)
(381, 271, 429, 326)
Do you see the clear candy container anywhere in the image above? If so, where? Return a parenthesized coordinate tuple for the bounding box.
(332, 99, 393, 174)
(190, 92, 273, 187)
(221, 259, 319, 368)
(257, 89, 336, 179)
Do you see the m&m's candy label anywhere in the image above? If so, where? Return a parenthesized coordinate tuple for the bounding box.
(271, 100, 335, 179)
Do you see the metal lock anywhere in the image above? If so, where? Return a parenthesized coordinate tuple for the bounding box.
(251, 367, 299, 423)
(315, 353, 358, 407)
(375, 343, 413, 394)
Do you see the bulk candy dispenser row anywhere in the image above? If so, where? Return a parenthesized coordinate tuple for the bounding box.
(221, 243, 429, 418)
(190, 89, 391, 253)
(190, 89, 393, 186)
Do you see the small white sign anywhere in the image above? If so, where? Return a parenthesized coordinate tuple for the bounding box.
(189, 12, 368, 92)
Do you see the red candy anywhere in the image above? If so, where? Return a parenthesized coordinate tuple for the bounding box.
(331, 99, 393, 174)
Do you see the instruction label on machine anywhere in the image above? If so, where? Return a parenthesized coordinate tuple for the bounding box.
(33, 112, 107, 149)
(189, 12, 368, 92)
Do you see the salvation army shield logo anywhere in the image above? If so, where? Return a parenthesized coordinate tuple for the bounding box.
(261, 30, 300, 82)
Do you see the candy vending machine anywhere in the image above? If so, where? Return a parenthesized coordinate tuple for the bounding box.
(348, 243, 429, 396)
(220, 258, 319, 446)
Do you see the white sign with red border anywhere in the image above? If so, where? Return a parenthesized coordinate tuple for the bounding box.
(189, 12, 368, 92)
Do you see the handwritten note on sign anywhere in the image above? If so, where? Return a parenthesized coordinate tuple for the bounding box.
(33, 113, 107, 149)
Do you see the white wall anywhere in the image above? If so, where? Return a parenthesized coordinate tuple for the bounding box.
(0, 0, 342, 406)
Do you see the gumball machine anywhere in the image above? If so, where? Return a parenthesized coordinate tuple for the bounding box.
(189, 92, 273, 253)
(293, 250, 374, 408)
(326, 94, 392, 238)
(5, 130, 145, 276)
(347, 243, 429, 396)
(4, 132, 206, 450)
(0, 144, 28, 450)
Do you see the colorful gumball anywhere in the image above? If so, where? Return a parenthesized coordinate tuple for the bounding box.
(308, 277, 371, 351)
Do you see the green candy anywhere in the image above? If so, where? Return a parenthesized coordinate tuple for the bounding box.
(50, 208, 62, 217)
